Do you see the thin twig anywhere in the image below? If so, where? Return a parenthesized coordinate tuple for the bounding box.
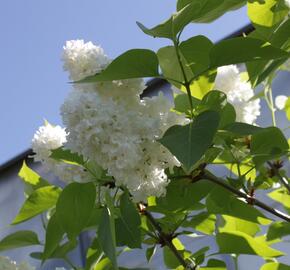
(203, 170, 290, 222)
(143, 210, 196, 269)
(173, 38, 194, 119)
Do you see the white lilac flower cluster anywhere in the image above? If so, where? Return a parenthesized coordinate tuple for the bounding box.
(285, 0, 290, 8)
(32, 122, 90, 184)
(32, 40, 184, 201)
(60, 40, 185, 201)
(0, 256, 35, 270)
(215, 65, 261, 124)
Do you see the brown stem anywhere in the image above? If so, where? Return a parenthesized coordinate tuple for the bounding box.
(143, 210, 195, 269)
(203, 170, 290, 222)
(267, 161, 290, 194)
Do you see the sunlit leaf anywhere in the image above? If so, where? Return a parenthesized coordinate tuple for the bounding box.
(217, 230, 284, 257)
(12, 186, 61, 224)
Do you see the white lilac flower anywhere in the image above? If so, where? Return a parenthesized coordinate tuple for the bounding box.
(0, 257, 35, 270)
(61, 89, 184, 201)
(215, 65, 261, 124)
(62, 39, 110, 81)
(275, 95, 288, 110)
(32, 122, 90, 183)
(285, 0, 290, 8)
(63, 40, 145, 103)
(32, 122, 67, 162)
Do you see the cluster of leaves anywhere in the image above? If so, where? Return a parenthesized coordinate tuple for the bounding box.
(1, 0, 290, 269)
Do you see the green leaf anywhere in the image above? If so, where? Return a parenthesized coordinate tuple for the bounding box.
(216, 230, 284, 257)
(115, 192, 141, 248)
(18, 161, 49, 195)
(222, 122, 263, 135)
(85, 208, 103, 231)
(138, 0, 246, 39)
(157, 41, 216, 98)
(159, 111, 220, 171)
(12, 186, 61, 224)
(146, 246, 157, 262)
(250, 127, 289, 167)
(158, 212, 187, 233)
(247, 58, 287, 87)
(180, 36, 216, 99)
(56, 182, 96, 239)
(267, 221, 290, 240)
(174, 93, 200, 115)
(285, 97, 290, 120)
(0, 231, 40, 252)
(268, 188, 290, 209)
(163, 246, 181, 269)
(98, 207, 117, 270)
(218, 103, 236, 128)
(50, 239, 77, 259)
(220, 215, 260, 236)
(156, 179, 213, 212)
(260, 262, 290, 270)
(197, 90, 227, 113)
(85, 237, 103, 270)
(187, 70, 217, 99)
(191, 246, 210, 265)
(210, 37, 289, 67)
(271, 18, 290, 48)
(177, 0, 246, 23)
(77, 49, 159, 82)
(43, 214, 64, 260)
(206, 187, 271, 225)
(50, 147, 84, 165)
(200, 258, 226, 270)
(137, 2, 217, 40)
(179, 35, 213, 75)
(94, 257, 112, 270)
(157, 46, 188, 85)
(183, 212, 216, 235)
(248, 0, 289, 28)
(247, 17, 290, 86)
(163, 238, 185, 269)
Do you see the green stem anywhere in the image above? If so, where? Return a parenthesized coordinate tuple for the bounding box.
(233, 254, 239, 270)
(264, 83, 276, 127)
(173, 38, 194, 119)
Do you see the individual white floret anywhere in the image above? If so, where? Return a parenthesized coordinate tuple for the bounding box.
(275, 95, 288, 110)
(215, 65, 261, 124)
(62, 39, 110, 81)
(32, 122, 67, 162)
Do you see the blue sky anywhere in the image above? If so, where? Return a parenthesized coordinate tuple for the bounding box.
(0, 1, 249, 165)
